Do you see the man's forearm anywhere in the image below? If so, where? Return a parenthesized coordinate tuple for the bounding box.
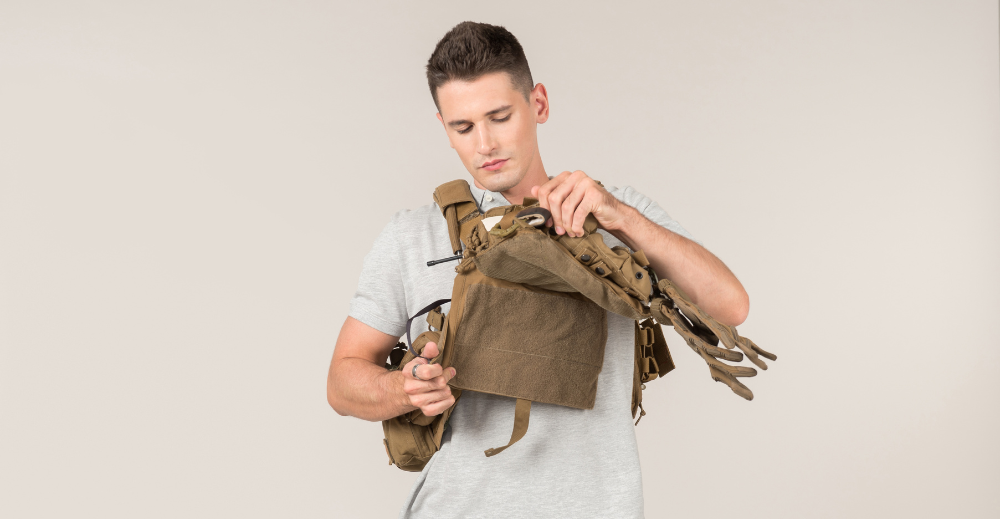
(328, 358, 416, 422)
(606, 204, 750, 327)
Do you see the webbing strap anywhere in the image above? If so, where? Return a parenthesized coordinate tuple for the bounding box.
(443, 206, 461, 254)
(484, 399, 531, 457)
(405, 299, 451, 357)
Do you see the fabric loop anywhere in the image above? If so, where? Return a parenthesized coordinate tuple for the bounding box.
(406, 299, 452, 357)
(484, 399, 532, 457)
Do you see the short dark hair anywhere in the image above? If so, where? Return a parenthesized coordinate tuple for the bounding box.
(426, 21, 534, 111)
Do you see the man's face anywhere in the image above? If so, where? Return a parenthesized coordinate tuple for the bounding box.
(435, 72, 547, 193)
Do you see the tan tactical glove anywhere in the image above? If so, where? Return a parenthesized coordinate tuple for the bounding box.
(651, 277, 776, 400)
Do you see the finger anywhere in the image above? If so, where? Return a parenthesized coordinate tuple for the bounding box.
(546, 177, 577, 234)
(402, 357, 432, 384)
(402, 355, 429, 381)
(420, 394, 456, 417)
(412, 387, 453, 407)
(569, 188, 598, 237)
(421, 341, 440, 360)
(560, 181, 588, 237)
(535, 172, 569, 212)
(413, 362, 444, 382)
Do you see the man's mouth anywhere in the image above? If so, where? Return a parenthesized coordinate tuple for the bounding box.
(481, 159, 508, 171)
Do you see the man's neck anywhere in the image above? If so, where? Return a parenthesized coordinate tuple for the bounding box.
(497, 165, 549, 205)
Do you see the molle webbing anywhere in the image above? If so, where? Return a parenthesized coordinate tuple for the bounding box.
(632, 318, 675, 424)
(433, 180, 480, 255)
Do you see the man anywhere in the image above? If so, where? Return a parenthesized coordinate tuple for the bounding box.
(327, 21, 749, 518)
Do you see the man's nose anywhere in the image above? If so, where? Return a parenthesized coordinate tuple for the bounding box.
(476, 126, 497, 155)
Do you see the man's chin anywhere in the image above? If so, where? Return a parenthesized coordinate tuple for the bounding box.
(473, 170, 522, 194)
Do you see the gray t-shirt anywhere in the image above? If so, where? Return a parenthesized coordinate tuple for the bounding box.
(348, 182, 694, 519)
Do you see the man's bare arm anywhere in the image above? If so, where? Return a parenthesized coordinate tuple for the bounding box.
(605, 205, 749, 327)
(327, 316, 456, 422)
(532, 170, 749, 327)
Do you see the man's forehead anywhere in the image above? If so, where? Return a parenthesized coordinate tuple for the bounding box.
(437, 73, 524, 120)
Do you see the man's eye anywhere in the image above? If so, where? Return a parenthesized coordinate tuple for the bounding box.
(493, 115, 511, 123)
(457, 126, 473, 134)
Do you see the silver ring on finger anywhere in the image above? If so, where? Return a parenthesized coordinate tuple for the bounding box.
(412, 364, 425, 381)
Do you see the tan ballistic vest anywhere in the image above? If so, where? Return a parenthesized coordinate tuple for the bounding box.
(380, 180, 776, 471)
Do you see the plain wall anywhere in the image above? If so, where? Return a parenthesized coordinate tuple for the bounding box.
(1, 1, 998, 517)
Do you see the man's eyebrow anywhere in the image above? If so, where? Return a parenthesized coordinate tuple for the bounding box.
(446, 105, 513, 127)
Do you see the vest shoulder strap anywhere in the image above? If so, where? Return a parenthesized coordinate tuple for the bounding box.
(433, 179, 480, 254)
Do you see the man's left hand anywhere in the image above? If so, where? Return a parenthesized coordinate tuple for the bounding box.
(531, 170, 628, 237)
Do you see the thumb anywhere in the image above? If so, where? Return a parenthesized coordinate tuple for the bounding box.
(421, 341, 440, 360)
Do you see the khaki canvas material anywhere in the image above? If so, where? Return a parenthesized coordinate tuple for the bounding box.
(450, 283, 607, 409)
(473, 216, 651, 320)
(380, 179, 777, 472)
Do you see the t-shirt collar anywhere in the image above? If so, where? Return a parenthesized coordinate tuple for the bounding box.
(467, 182, 510, 212)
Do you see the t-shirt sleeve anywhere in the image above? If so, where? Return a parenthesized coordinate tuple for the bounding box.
(609, 185, 701, 245)
(347, 214, 409, 338)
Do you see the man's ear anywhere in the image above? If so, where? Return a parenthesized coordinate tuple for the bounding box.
(531, 83, 549, 124)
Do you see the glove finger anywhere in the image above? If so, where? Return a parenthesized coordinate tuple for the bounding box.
(734, 337, 769, 370)
(735, 342, 768, 370)
(727, 365, 758, 378)
(696, 348, 756, 377)
(703, 344, 743, 362)
(708, 366, 754, 401)
(747, 338, 777, 361)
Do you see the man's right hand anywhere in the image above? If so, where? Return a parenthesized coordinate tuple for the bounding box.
(401, 341, 456, 416)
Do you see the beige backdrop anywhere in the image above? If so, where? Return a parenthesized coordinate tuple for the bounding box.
(1, 1, 998, 518)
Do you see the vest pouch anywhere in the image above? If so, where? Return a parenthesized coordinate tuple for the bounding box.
(381, 329, 460, 472)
